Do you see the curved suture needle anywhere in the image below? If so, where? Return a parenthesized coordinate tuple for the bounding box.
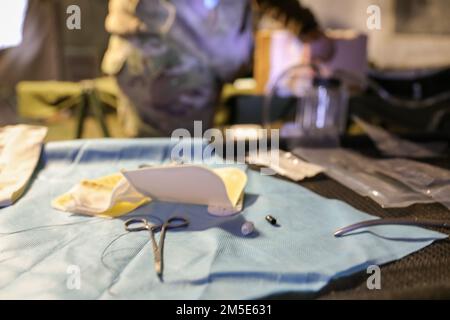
(334, 218, 450, 237)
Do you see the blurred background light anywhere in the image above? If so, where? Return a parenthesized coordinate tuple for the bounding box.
(0, 0, 28, 50)
(203, 0, 220, 10)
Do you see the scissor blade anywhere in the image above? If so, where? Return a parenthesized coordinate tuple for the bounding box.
(155, 262, 163, 279)
(153, 246, 163, 280)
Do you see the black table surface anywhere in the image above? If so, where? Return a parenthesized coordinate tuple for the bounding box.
(263, 137, 450, 299)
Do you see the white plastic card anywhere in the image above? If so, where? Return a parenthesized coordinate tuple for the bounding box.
(122, 165, 247, 216)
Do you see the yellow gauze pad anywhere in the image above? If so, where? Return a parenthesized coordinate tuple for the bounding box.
(52, 173, 150, 218)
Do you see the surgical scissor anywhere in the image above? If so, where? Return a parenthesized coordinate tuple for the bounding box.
(124, 216, 189, 279)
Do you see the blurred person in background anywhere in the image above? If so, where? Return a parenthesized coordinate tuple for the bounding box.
(102, 0, 335, 137)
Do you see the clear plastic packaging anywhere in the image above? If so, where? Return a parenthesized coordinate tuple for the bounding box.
(294, 148, 437, 208)
(353, 117, 447, 158)
(247, 149, 324, 181)
(374, 159, 450, 210)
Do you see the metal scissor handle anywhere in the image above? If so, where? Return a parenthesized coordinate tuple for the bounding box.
(163, 216, 190, 230)
(124, 218, 152, 232)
